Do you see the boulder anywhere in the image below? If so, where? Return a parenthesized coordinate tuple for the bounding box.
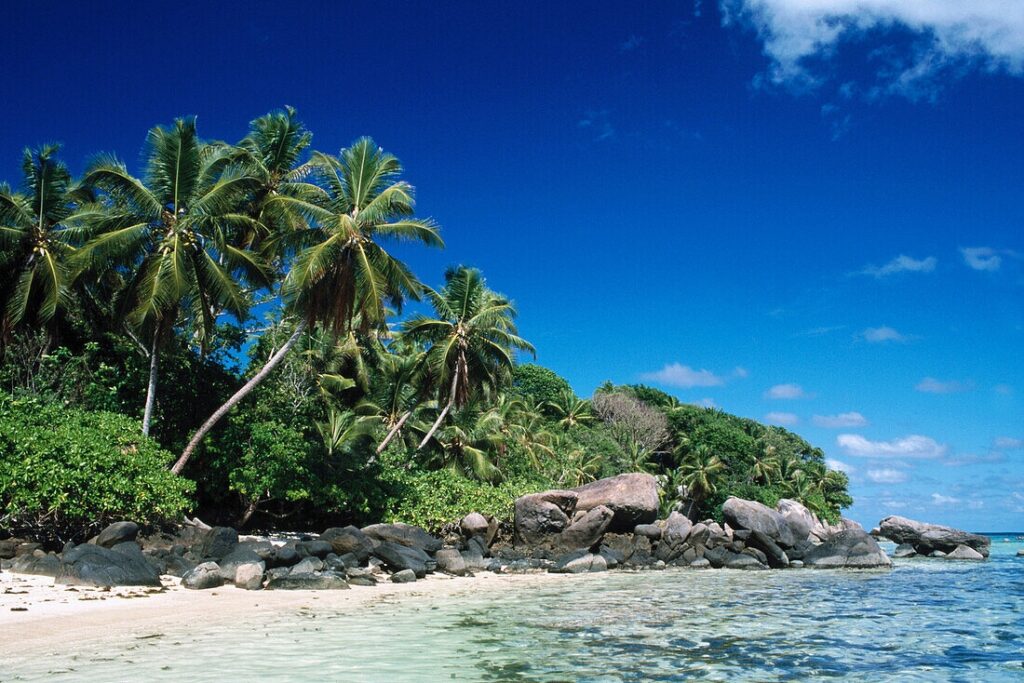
(373, 541, 434, 578)
(553, 549, 608, 574)
(292, 557, 324, 574)
(10, 552, 62, 577)
(775, 499, 823, 543)
(0, 538, 26, 560)
(362, 523, 443, 553)
(661, 512, 693, 548)
(267, 572, 349, 590)
(434, 548, 468, 576)
(95, 521, 140, 548)
(877, 516, 990, 558)
(513, 490, 578, 546)
(690, 557, 711, 569)
(321, 526, 375, 562)
(803, 529, 892, 569)
(945, 544, 985, 561)
(460, 513, 489, 538)
(218, 547, 265, 580)
(197, 527, 239, 560)
(598, 545, 623, 569)
(633, 524, 662, 540)
(296, 540, 334, 559)
(558, 505, 614, 550)
(571, 473, 659, 532)
(722, 498, 795, 548)
(181, 562, 225, 590)
(746, 530, 789, 569)
(727, 552, 767, 570)
(56, 544, 162, 587)
(893, 544, 917, 558)
(390, 569, 417, 583)
(234, 562, 265, 590)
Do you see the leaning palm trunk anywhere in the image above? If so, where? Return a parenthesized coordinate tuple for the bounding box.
(376, 410, 413, 454)
(141, 333, 160, 437)
(172, 319, 308, 475)
(417, 372, 459, 450)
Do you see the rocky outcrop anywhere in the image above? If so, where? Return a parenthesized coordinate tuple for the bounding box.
(571, 473, 659, 532)
(877, 516, 990, 558)
(56, 544, 162, 587)
(94, 521, 140, 548)
(803, 529, 891, 569)
(514, 489, 577, 546)
(362, 523, 443, 553)
(321, 526, 375, 562)
(723, 498, 796, 548)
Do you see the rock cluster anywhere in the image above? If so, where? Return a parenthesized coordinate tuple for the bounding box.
(874, 516, 990, 560)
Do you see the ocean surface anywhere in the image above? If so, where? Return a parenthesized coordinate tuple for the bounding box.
(4, 536, 1022, 682)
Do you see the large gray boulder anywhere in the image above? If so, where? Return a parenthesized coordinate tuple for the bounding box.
(558, 505, 614, 550)
(460, 513, 489, 538)
(372, 541, 434, 578)
(661, 512, 693, 547)
(775, 499, 822, 543)
(434, 548, 468, 576)
(803, 529, 892, 569)
(362, 523, 443, 553)
(321, 526, 375, 562)
(722, 498, 796, 548)
(234, 561, 266, 590)
(746, 530, 789, 568)
(218, 547, 265, 580)
(56, 544, 162, 587)
(10, 552, 62, 577)
(553, 549, 608, 574)
(197, 526, 239, 560)
(95, 521, 140, 548)
(877, 516, 990, 558)
(571, 473, 659, 532)
(181, 561, 225, 589)
(514, 490, 578, 546)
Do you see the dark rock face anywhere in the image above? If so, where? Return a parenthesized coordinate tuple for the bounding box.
(10, 553, 62, 577)
(571, 473, 659, 532)
(296, 540, 334, 559)
(514, 490, 578, 546)
(267, 572, 350, 590)
(56, 544, 162, 587)
(0, 539, 25, 559)
(321, 526, 375, 562)
(558, 505, 614, 550)
(722, 498, 796, 548)
(362, 523, 443, 553)
(746, 530, 789, 569)
(373, 541, 434, 578)
(197, 527, 239, 560)
(182, 561, 225, 589)
(803, 529, 892, 569)
(877, 516, 990, 558)
(95, 521, 140, 548)
(553, 549, 608, 573)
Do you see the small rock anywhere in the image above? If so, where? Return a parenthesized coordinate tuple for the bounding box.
(391, 569, 417, 583)
(182, 562, 225, 590)
(553, 550, 607, 574)
(689, 557, 711, 569)
(945, 544, 984, 561)
(95, 521, 140, 548)
(461, 513, 489, 538)
(434, 548, 468, 576)
(292, 557, 324, 574)
(234, 562, 265, 590)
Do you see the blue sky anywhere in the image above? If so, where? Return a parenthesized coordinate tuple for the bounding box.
(2, 1, 1021, 530)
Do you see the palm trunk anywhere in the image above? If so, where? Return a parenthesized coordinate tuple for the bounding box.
(376, 410, 413, 454)
(238, 498, 260, 528)
(141, 333, 160, 437)
(172, 319, 308, 475)
(417, 372, 459, 450)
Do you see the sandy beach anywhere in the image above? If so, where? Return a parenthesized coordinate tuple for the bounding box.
(0, 569, 565, 660)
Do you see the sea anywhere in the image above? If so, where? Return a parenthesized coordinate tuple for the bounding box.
(4, 535, 1022, 682)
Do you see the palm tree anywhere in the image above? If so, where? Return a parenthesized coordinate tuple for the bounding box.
(750, 442, 781, 485)
(547, 390, 594, 429)
(0, 145, 91, 339)
(402, 266, 535, 449)
(172, 137, 441, 474)
(677, 444, 726, 519)
(429, 406, 505, 482)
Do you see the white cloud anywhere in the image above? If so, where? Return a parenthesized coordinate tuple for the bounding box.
(765, 383, 808, 399)
(881, 499, 908, 509)
(641, 363, 725, 388)
(862, 326, 910, 343)
(960, 246, 1002, 271)
(838, 433, 948, 459)
(915, 377, 971, 394)
(861, 254, 937, 277)
(814, 412, 868, 428)
(867, 468, 908, 484)
(995, 436, 1023, 450)
(827, 458, 855, 474)
(721, 1, 1024, 98)
(931, 492, 960, 506)
(733, 366, 750, 378)
(765, 411, 800, 425)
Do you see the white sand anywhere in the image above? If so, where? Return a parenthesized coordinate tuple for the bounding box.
(0, 569, 566, 658)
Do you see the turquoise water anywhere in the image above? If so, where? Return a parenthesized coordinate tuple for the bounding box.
(4, 539, 1022, 682)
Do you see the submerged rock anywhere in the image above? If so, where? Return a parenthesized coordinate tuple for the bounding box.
(945, 545, 984, 561)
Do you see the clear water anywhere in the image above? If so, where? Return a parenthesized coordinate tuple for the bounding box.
(4, 539, 1022, 682)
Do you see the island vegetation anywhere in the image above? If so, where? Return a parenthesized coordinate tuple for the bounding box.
(0, 109, 851, 544)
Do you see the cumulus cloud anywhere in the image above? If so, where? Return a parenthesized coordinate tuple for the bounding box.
(867, 468, 908, 484)
(915, 377, 972, 394)
(838, 433, 947, 459)
(826, 458, 855, 474)
(995, 436, 1023, 450)
(861, 254, 937, 277)
(814, 412, 868, 428)
(765, 383, 808, 399)
(733, 366, 750, 378)
(931, 492, 960, 506)
(720, 1, 1024, 99)
(862, 326, 910, 343)
(641, 363, 726, 388)
(960, 246, 1002, 271)
(765, 411, 800, 425)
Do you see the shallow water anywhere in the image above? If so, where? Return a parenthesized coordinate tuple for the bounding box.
(4, 539, 1023, 682)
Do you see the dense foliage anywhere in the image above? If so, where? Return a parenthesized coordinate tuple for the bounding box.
(0, 109, 851, 540)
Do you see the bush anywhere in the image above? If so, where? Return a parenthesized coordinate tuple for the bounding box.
(0, 396, 194, 543)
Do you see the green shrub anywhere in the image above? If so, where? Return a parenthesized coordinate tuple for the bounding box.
(0, 396, 194, 542)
